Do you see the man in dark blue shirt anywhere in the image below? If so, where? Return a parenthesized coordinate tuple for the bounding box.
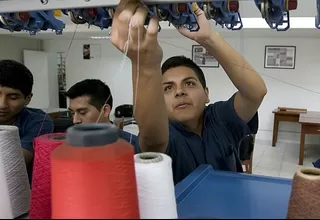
(65, 79, 139, 152)
(110, 1, 267, 184)
(0, 60, 54, 170)
(161, 56, 260, 184)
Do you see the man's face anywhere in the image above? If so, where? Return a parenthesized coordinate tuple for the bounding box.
(162, 66, 209, 124)
(0, 86, 31, 124)
(68, 96, 109, 124)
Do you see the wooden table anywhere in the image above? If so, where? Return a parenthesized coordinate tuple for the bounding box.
(272, 107, 307, 147)
(298, 111, 320, 165)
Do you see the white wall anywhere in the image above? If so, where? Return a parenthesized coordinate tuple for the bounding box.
(0, 35, 61, 111)
(42, 31, 320, 145)
(43, 39, 134, 115)
(244, 37, 320, 145)
(0, 35, 42, 62)
(23, 50, 59, 110)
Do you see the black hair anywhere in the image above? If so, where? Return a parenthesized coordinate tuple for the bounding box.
(161, 56, 207, 88)
(66, 79, 113, 110)
(0, 59, 34, 97)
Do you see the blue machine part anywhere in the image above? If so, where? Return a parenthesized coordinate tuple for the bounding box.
(197, 0, 243, 31)
(316, 0, 320, 29)
(63, 8, 113, 30)
(254, 0, 297, 31)
(146, 3, 200, 32)
(0, 11, 65, 35)
(64, 3, 199, 33)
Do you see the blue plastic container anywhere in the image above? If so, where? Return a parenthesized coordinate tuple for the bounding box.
(175, 165, 292, 219)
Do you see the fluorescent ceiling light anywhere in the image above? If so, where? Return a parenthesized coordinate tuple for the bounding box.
(58, 17, 319, 35)
(241, 17, 316, 29)
(88, 17, 317, 33)
(90, 36, 111, 39)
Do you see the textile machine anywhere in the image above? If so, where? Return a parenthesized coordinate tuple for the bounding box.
(0, 0, 244, 34)
(0, 0, 317, 35)
(0, 10, 65, 35)
(254, 0, 297, 31)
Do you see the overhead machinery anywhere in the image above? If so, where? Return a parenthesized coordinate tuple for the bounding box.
(0, 0, 315, 35)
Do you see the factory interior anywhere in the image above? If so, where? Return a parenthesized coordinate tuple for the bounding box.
(0, 0, 320, 219)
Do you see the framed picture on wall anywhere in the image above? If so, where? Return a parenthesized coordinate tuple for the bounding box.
(82, 44, 101, 60)
(83, 44, 91, 60)
(192, 45, 219, 68)
(264, 46, 296, 69)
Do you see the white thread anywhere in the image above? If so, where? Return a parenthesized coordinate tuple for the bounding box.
(0, 146, 13, 219)
(0, 126, 31, 218)
(37, 24, 79, 137)
(96, 20, 138, 148)
(134, 152, 178, 219)
(95, 25, 133, 124)
(130, 20, 140, 144)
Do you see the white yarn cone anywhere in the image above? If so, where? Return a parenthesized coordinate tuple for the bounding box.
(0, 150, 13, 218)
(0, 125, 31, 218)
(134, 152, 178, 219)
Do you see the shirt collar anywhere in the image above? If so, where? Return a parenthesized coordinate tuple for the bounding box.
(170, 106, 209, 135)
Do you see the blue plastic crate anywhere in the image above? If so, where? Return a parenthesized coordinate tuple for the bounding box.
(175, 165, 292, 219)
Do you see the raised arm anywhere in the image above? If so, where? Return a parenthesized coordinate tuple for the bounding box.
(200, 33, 267, 123)
(177, 4, 267, 123)
(111, 0, 168, 153)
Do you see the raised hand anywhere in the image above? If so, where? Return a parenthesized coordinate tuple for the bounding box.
(111, 0, 163, 69)
(176, 3, 213, 44)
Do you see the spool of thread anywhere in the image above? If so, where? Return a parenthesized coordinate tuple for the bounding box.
(0, 151, 13, 219)
(51, 123, 140, 219)
(29, 133, 66, 219)
(287, 167, 320, 219)
(134, 152, 178, 219)
(0, 125, 30, 218)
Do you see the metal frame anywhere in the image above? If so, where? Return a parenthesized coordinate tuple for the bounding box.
(264, 45, 296, 69)
(0, 0, 210, 13)
(191, 45, 220, 68)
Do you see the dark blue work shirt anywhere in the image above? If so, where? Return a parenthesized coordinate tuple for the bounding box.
(166, 94, 259, 185)
(13, 107, 54, 185)
(13, 107, 54, 152)
(119, 129, 140, 154)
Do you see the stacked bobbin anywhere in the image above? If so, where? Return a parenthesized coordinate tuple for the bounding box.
(30, 133, 66, 219)
(50, 123, 178, 219)
(51, 123, 140, 218)
(134, 152, 178, 219)
(0, 125, 30, 219)
(287, 167, 320, 219)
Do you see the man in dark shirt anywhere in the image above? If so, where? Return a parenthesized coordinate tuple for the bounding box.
(110, 1, 267, 184)
(65, 79, 139, 152)
(161, 56, 260, 183)
(0, 60, 54, 170)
